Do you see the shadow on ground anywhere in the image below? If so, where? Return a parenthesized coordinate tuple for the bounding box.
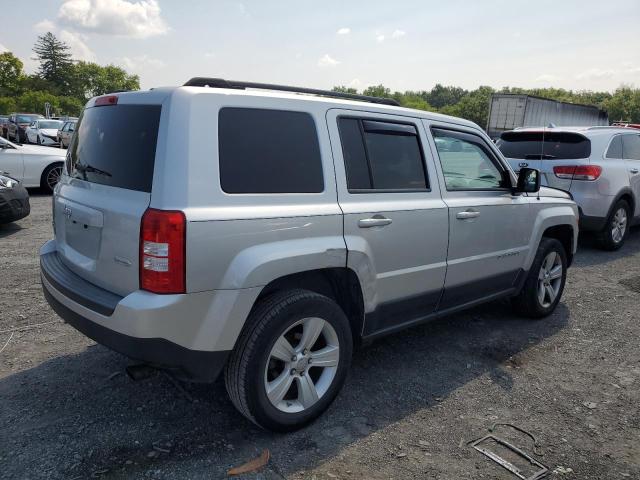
(1, 298, 570, 479)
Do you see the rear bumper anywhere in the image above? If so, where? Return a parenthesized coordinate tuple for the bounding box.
(40, 243, 234, 382)
(0, 185, 30, 224)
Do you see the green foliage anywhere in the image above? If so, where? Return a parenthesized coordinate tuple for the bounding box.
(332, 86, 358, 94)
(333, 82, 640, 127)
(0, 52, 24, 96)
(0, 35, 140, 117)
(33, 32, 74, 91)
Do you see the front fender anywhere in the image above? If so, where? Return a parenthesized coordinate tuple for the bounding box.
(525, 203, 579, 270)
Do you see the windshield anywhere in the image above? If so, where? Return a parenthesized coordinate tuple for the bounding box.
(497, 131, 591, 160)
(68, 104, 161, 192)
(17, 115, 40, 123)
(38, 120, 63, 129)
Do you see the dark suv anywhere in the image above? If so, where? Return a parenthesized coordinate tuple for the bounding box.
(8, 113, 43, 143)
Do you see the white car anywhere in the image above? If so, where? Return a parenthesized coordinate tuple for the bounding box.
(25, 119, 64, 146)
(0, 136, 66, 193)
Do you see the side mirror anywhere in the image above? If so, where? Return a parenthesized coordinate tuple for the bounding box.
(514, 167, 541, 194)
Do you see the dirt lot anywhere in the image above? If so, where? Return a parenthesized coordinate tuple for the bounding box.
(1, 193, 639, 480)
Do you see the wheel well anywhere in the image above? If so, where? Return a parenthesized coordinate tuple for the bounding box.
(257, 268, 365, 343)
(542, 225, 574, 266)
(617, 192, 635, 217)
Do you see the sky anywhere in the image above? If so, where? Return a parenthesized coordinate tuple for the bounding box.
(1, 0, 639, 93)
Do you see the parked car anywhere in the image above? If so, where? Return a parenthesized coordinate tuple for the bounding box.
(0, 173, 30, 224)
(25, 119, 64, 146)
(40, 80, 578, 432)
(7, 113, 43, 143)
(497, 127, 640, 250)
(57, 120, 76, 148)
(0, 136, 66, 193)
(0, 116, 9, 138)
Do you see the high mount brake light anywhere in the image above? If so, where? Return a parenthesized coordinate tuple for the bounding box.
(94, 95, 118, 106)
(553, 165, 602, 181)
(139, 208, 186, 294)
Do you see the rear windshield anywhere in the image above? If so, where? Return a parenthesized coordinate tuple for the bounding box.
(18, 115, 40, 123)
(497, 131, 591, 160)
(68, 104, 161, 192)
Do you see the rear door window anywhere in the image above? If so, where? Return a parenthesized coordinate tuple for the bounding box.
(68, 104, 161, 192)
(605, 135, 623, 158)
(622, 134, 640, 160)
(497, 131, 591, 160)
(337, 117, 428, 191)
(218, 108, 324, 194)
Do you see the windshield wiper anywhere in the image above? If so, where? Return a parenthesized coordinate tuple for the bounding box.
(524, 154, 556, 160)
(75, 163, 112, 178)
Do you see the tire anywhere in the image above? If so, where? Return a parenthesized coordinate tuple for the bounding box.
(36, 135, 42, 145)
(40, 163, 63, 194)
(596, 200, 630, 251)
(512, 237, 567, 319)
(225, 289, 353, 432)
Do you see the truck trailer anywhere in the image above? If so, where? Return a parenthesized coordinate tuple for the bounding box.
(486, 93, 608, 139)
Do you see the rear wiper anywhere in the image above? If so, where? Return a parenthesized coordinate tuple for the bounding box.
(75, 163, 112, 178)
(524, 154, 556, 160)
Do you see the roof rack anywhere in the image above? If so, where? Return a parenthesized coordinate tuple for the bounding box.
(183, 77, 401, 106)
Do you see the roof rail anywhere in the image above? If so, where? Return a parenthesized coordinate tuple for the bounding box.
(183, 77, 401, 106)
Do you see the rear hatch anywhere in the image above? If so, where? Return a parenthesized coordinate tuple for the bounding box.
(53, 95, 163, 297)
(497, 130, 591, 190)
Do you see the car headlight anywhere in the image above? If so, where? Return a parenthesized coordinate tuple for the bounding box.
(0, 174, 19, 189)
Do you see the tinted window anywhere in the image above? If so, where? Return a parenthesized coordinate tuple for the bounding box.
(433, 128, 506, 190)
(219, 108, 323, 194)
(68, 105, 161, 192)
(606, 135, 623, 158)
(338, 117, 427, 191)
(623, 134, 640, 160)
(338, 118, 371, 189)
(497, 131, 591, 160)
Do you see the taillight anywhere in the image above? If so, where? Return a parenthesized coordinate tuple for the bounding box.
(140, 208, 186, 294)
(95, 95, 118, 106)
(553, 165, 602, 181)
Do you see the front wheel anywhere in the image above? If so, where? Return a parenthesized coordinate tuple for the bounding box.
(512, 237, 567, 319)
(225, 289, 353, 432)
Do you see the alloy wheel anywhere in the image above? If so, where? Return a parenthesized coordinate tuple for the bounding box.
(264, 317, 340, 413)
(47, 165, 63, 191)
(611, 207, 627, 244)
(537, 251, 563, 308)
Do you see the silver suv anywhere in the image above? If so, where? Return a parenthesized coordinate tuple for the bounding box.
(498, 127, 640, 250)
(40, 79, 578, 431)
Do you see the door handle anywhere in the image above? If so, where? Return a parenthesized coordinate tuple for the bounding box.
(631, 168, 639, 174)
(456, 209, 480, 220)
(358, 215, 392, 228)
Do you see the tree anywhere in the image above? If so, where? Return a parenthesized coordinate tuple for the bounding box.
(0, 52, 24, 96)
(441, 86, 495, 126)
(33, 32, 73, 90)
(68, 62, 140, 100)
(427, 84, 467, 109)
(15, 91, 61, 115)
(0, 97, 17, 115)
(362, 84, 391, 98)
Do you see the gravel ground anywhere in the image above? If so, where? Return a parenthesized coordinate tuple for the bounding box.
(1, 193, 639, 480)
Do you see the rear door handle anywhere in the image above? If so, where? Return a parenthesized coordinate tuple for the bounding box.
(631, 168, 639, 174)
(456, 209, 480, 220)
(358, 215, 392, 228)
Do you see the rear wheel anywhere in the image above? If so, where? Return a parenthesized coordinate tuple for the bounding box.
(597, 200, 630, 251)
(41, 163, 63, 194)
(512, 237, 567, 318)
(225, 289, 352, 432)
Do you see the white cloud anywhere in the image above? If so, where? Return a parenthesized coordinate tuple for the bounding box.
(317, 53, 340, 68)
(204, 51, 215, 58)
(121, 54, 165, 72)
(337, 27, 350, 35)
(59, 29, 96, 61)
(34, 19, 56, 33)
(534, 74, 560, 83)
(576, 68, 615, 80)
(376, 34, 385, 43)
(58, 0, 169, 38)
(391, 29, 406, 39)
(0, 44, 7, 53)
